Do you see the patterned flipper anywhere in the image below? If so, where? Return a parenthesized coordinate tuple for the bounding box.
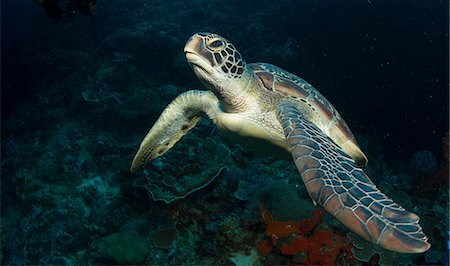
(130, 90, 219, 172)
(276, 103, 430, 253)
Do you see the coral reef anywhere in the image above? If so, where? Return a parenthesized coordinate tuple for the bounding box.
(133, 132, 230, 203)
(249, 181, 316, 221)
(229, 249, 260, 266)
(1, 1, 447, 265)
(347, 232, 415, 266)
(414, 134, 450, 194)
(153, 227, 177, 249)
(94, 231, 150, 264)
(256, 208, 355, 265)
(408, 150, 439, 178)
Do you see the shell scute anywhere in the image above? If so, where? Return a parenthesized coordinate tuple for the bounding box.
(250, 62, 367, 166)
(250, 63, 310, 99)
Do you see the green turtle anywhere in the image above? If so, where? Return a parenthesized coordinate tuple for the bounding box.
(130, 32, 430, 253)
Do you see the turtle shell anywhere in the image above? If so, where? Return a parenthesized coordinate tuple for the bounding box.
(249, 63, 367, 166)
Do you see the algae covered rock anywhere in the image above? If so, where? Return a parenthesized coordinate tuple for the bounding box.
(95, 231, 149, 264)
(408, 150, 438, 178)
(229, 248, 260, 266)
(133, 133, 230, 203)
(153, 227, 177, 249)
(347, 232, 415, 266)
(250, 181, 315, 221)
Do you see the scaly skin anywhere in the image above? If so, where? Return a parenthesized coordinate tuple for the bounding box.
(131, 32, 430, 253)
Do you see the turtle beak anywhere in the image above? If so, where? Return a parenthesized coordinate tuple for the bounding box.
(184, 35, 201, 57)
(184, 34, 215, 74)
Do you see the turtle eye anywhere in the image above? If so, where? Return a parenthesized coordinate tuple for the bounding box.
(209, 40, 225, 49)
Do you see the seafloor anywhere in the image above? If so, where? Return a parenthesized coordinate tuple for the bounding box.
(1, 1, 449, 265)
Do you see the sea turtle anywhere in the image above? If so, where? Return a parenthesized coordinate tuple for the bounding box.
(130, 32, 430, 253)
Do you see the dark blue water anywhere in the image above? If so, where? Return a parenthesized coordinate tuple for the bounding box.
(1, 1, 448, 265)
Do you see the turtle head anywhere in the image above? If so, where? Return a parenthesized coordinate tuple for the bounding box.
(184, 33, 253, 106)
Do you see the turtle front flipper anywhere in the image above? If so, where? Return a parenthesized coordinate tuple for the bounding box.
(130, 90, 220, 172)
(276, 103, 430, 253)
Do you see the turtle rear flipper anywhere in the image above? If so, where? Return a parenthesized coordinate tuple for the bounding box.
(276, 103, 430, 253)
(130, 90, 220, 172)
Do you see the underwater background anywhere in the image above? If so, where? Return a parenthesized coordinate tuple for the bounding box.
(1, 0, 449, 265)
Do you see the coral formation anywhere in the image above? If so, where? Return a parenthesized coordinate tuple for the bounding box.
(229, 249, 260, 266)
(249, 181, 315, 221)
(418, 134, 449, 191)
(257, 208, 354, 264)
(347, 232, 415, 266)
(408, 150, 439, 178)
(133, 134, 230, 203)
(1, 1, 447, 265)
(94, 231, 150, 264)
(153, 227, 177, 249)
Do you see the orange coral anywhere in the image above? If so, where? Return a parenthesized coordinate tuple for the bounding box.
(279, 235, 308, 255)
(262, 208, 325, 245)
(308, 228, 353, 265)
(256, 239, 272, 255)
(257, 208, 354, 265)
